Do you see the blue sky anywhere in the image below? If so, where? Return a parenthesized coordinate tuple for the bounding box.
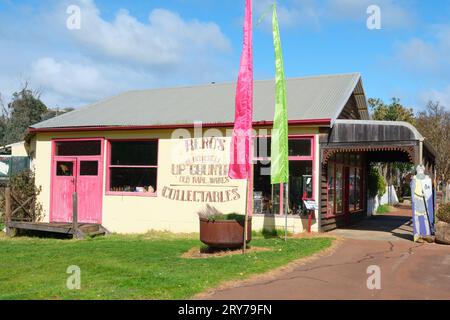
(1, 0, 450, 112)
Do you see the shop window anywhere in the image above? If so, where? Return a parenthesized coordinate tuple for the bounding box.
(288, 160, 313, 214)
(253, 161, 280, 214)
(254, 137, 271, 159)
(288, 139, 311, 157)
(335, 165, 343, 214)
(356, 168, 362, 210)
(55, 140, 101, 156)
(253, 136, 314, 215)
(327, 161, 335, 215)
(349, 168, 356, 211)
(108, 140, 158, 194)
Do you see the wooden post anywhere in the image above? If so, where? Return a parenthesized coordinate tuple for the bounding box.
(72, 192, 78, 232)
(5, 187, 11, 223)
(5, 187, 12, 235)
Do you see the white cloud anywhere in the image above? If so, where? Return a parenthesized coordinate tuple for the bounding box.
(254, 0, 321, 30)
(64, 0, 231, 67)
(419, 86, 450, 110)
(326, 0, 415, 29)
(30, 57, 113, 106)
(0, 0, 234, 108)
(393, 24, 450, 74)
(254, 0, 414, 30)
(395, 38, 440, 71)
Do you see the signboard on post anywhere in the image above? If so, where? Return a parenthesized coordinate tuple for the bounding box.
(303, 200, 318, 211)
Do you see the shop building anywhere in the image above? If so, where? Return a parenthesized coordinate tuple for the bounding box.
(26, 73, 435, 234)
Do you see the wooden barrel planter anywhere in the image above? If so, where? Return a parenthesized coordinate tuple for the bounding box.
(199, 217, 252, 249)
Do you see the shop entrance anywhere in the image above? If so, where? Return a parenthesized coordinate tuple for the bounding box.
(50, 139, 104, 224)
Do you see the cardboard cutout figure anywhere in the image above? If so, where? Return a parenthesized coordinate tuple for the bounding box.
(410, 165, 434, 242)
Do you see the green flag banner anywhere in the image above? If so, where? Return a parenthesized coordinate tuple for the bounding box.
(270, 4, 289, 184)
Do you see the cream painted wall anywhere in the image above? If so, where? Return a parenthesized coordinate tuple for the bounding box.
(10, 141, 28, 157)
(33, 126, 322, 234)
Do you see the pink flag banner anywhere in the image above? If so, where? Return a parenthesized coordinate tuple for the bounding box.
(229, 0, 253, 180)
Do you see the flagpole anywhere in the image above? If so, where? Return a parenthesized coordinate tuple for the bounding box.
(285, 182, 288, 241)
(243, 178, 249, 254)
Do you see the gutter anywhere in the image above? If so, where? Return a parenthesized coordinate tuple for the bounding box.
(28, 118, 333, 134)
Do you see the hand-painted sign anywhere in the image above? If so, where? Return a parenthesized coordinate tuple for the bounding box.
(161, 138, 242, 203)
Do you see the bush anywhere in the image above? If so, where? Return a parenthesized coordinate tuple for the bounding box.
(376, 204, 391, 214)
(0, 170, 43, 222)
(437, 203, 450, 223)
(197, 204, 245, 222)
(368, 167, 387, 198)
(205, 213, 246, 222)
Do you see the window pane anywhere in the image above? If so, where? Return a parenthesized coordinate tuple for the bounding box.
(110, 168, 157, 193)
(253, 161, 277, 214)
(336, 166, 343, 213)
(110, 141, 157, 166)
(355, 168, 362, 209)
(289, 139, 311, 157)
(288, 161, 313, 214)
(56, 141, 101, 156)
(80, 161, 98, 176)
(56, 161, 73, 176)
(327, 163, 335, 215)
(349, 168, 356, 210)
(253, 137, 271, 158)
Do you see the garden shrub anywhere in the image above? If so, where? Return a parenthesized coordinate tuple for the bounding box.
(368, 166, 387, 198)
(197, 204, 245, 222)
(437, 203, 450, 223)
(0, 170, 43, 222)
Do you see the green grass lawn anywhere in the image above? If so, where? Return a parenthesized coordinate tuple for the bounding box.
(0, 231, 333, 300)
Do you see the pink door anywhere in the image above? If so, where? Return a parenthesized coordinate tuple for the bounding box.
(51, 139, 103, 224)
(52, 158, 77, 223)
(76, 157, 103, 223)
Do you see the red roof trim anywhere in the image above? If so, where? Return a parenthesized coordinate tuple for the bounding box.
(28, 118, 332, 133)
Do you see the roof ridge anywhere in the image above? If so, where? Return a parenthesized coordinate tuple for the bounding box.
(111, 72, 362, 95)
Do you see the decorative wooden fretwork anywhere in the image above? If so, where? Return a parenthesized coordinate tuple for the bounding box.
(322, 145, 415, 164)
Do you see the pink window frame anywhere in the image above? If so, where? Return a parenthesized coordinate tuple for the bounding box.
(50, 137, 105, 222)
(252, 134, 316, 216)
(105, 139, 159, 197)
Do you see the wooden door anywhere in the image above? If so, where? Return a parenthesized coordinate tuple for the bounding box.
(50, 139, 103, 224)
(76, 157, 103, 224)
(51, 158, 76, 222)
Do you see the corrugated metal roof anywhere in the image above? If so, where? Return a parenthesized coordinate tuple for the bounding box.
(334, 119, 424, 141)
(31, 73, 363, 129)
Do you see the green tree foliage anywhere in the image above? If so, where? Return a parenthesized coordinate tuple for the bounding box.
(368, 97, 416, 124)
(2, 85, 47, 145)
(0, 84, 73, 145)
(368, 166, 387, 199)
(416, 101, 450, 184)
(368, 97, 415, 200)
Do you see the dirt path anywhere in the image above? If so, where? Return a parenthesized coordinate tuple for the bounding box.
(203, 238, 450, 300)
(203, 206, 450, 300)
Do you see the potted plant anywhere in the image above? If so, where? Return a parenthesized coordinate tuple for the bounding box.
(435, 203, 450, 245)
(198, 205, 251, 249)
